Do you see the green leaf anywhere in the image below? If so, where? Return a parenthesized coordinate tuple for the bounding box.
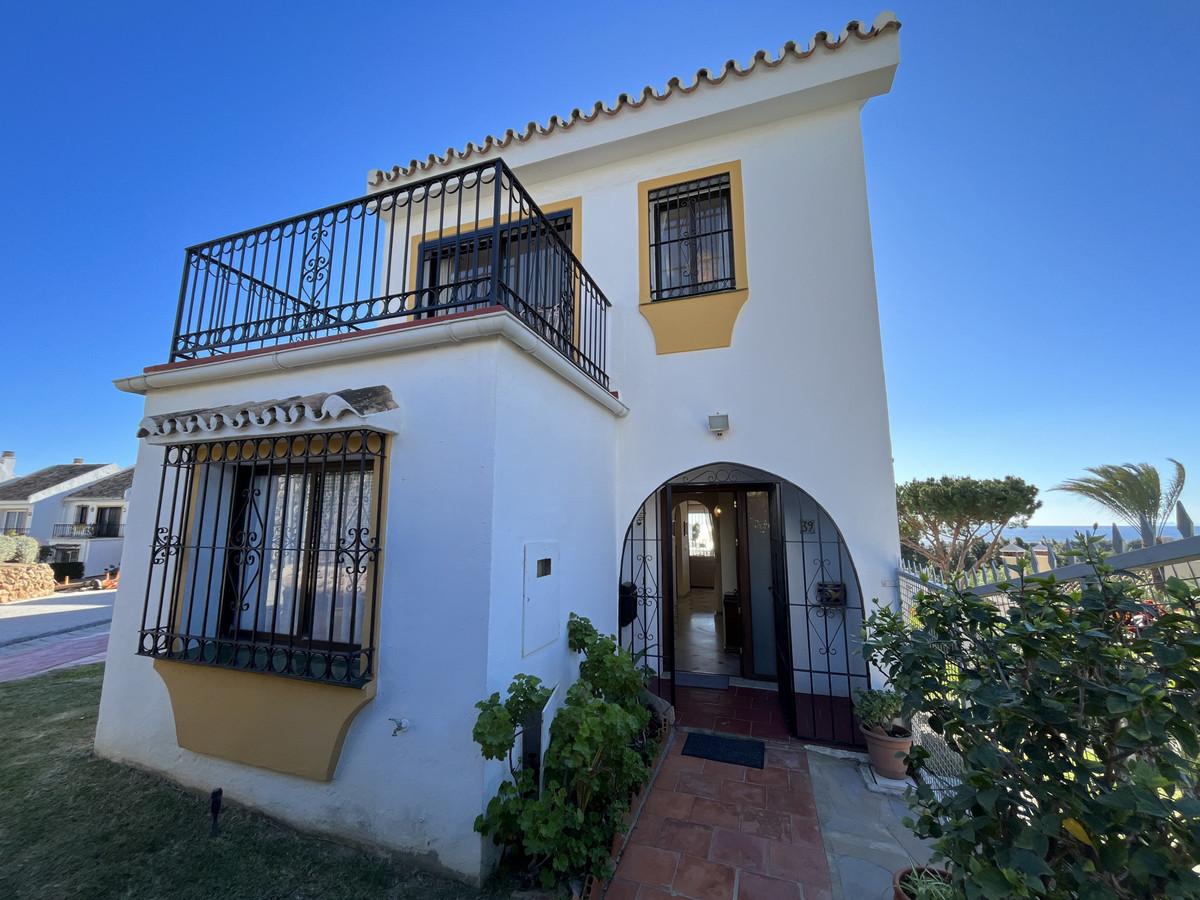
(1010, 848, 1052, 879)
(976, 787, 999, 811)
(972, 866, 1015, 898)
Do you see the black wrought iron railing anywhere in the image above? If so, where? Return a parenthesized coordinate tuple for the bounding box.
(53, 523, 94, 538)
(52, 523, 124, 538)
(2, 527, 30, 536)
(170, 160, 611, 387)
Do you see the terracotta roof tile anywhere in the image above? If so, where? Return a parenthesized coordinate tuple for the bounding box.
(369, 12, 900, 185)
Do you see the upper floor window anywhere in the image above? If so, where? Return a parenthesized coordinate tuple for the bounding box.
(137, 430, 387, 687)
(636, 161, 749, 354)
(416, 210, 574, 322)
(648, 174, 735, 301)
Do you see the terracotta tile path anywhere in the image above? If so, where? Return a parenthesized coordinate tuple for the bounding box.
(609, 731, 832, 900)
(673, 685, 794, 743)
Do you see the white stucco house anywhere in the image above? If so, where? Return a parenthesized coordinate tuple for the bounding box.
(47, 467, 135, 573)
(0, 455, 130, 570)
(95, 13, 902, 881)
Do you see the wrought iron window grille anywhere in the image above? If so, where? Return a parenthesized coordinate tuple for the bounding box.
(137, 429, 387, 688)
(648, 173, 736, 302)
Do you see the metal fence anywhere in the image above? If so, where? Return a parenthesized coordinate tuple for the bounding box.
(897, 570, 964, 793)
(896, 534, 1200, 793)
(900, 501, 1197, 592)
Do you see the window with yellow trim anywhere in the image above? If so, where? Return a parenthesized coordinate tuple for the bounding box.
(636, 162, 749, 354)
(136, 430, 387, 688)
(647, 173, 735, 301)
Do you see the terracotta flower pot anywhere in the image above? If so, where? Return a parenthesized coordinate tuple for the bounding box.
(862, 725, 912, 780)
(893, 866, 952, 900)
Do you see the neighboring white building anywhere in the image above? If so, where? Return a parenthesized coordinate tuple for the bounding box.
(47, 467, 135, 573)
(0, 456, 123, 561)
(96, 14, 902, 881)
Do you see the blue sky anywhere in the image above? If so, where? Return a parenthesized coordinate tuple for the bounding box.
(0, 2, 1195, 525)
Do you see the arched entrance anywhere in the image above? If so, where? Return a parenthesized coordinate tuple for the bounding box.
(618, 463, 869, 745)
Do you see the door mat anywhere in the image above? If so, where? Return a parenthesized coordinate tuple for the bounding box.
(676, 671, 730, 689)
(681, 731, 765, 769)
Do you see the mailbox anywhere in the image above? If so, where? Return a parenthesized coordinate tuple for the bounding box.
(618, 581, 638, 628)
(816, 582, 846, 606)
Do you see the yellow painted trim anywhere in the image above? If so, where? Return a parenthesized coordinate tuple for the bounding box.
(153, 434, 391, 782)
(154, 660, 375, 781)
(637, 161, 749, 354)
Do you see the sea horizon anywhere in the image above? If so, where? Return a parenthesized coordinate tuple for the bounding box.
(1003, 524, 1185, 544)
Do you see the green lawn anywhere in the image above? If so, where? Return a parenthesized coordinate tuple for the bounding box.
(0, 664, 494, 900)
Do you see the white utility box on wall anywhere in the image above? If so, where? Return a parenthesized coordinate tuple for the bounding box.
(522, 540, 560, 657)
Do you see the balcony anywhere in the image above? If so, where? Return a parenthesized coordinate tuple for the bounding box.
(52, 523, 124, 539)
(169, 160, 610, 387)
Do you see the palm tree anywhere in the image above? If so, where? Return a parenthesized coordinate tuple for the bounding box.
(1054, 460, 1186, 548)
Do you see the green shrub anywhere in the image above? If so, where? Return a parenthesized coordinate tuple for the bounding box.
(474, 613, 655, 888)
(853, 688, 905, 733)
(0, 534, 39, 563)
(10, 535, 38, 563)
(864, 544, 1200, 899)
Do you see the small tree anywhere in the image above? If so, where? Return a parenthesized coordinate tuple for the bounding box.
(865, 547, 1200, 899)
(897, 475, 1041, 577)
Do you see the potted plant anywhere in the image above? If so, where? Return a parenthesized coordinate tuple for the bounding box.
(854, 688, 912, 780)
(893, 866, 956, 900)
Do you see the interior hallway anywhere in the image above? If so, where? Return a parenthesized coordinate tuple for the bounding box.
(674, 587, 740, 677)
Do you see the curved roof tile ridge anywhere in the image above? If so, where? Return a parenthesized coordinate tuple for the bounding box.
(369, 11, 900, 186)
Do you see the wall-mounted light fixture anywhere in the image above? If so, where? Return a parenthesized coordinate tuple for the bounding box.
(707, 413, 730, 437)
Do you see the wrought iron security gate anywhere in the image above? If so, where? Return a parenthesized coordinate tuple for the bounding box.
(619, 464, 870, 747)
(619, 487, 674, 705)
(781, 481, 869, 745)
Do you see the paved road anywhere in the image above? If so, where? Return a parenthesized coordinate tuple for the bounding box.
(0, 624, 109, 682)
(0, 590, 115, 682)
(0, 589, 115, 646)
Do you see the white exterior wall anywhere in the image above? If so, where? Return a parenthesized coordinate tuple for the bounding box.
(79, 535, 125, 572)
(96, 336, 621, 878)
(514, 104, 900, 614)
(480, 341, 618, 829)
